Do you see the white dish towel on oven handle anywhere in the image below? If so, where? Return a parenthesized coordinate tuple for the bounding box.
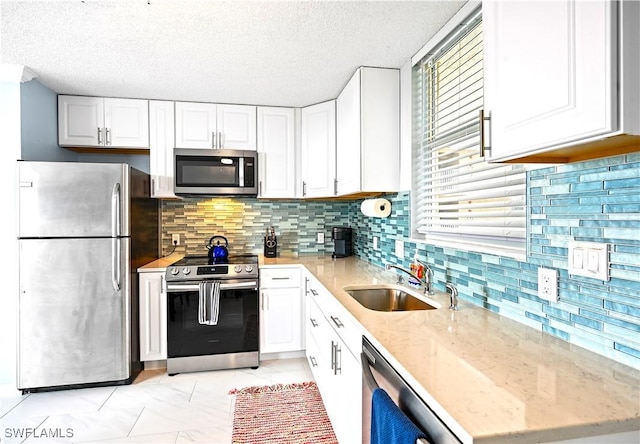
(198, 281, 220, 325)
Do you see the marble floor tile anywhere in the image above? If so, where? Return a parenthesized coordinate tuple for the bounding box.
(22, 407, 142, 444)
(0, 358, 314, 444)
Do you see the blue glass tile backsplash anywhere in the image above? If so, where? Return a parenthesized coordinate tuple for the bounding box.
(161, 153, 640, 368)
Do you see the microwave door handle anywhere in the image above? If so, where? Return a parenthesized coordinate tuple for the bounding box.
(239, 157, 244, 187)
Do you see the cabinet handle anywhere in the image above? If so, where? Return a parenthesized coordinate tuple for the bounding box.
(97, 127, 103, 145)
(479, 109, 491, 157)
(212, 132, 216, 149)
(330, 316, 344, 328)
(310, 318, 318, 327)
(334, 344, 342, 375)
(272, 277, 290, 280)
(309, 356, 318, 367)
(330, 341, 336, 371)
(310, 289, 318, 297)
(302, 181, 307, 197)
(304, 277, 310, 295)
(259, 181, 262, 197)
(218, 132, 222, 149)
(334, 178, 338, 196)
(160, 275, 165, 294)
(106, 128, 111, 146)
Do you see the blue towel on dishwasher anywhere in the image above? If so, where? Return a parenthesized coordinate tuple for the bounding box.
(371, 387, 427, 444)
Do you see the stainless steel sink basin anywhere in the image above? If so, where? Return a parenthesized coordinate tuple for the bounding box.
(343, 284, 440, 312)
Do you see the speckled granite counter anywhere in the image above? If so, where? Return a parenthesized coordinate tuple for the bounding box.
(261, 255, 640, 444)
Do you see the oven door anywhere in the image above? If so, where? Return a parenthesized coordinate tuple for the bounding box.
(174, 148, 257, 196)
(166, 279, 259, 359)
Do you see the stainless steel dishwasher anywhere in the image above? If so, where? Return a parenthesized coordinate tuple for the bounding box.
(361, 336, 461, 444)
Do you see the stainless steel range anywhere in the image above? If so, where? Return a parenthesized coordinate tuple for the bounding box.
(165, 255, 259, 375)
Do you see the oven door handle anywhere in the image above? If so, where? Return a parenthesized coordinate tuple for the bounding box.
(361, 350, 380, 391)
(167, 281, 258, 292)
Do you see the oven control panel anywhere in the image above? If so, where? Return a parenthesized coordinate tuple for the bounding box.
(166, 263, 258, 281)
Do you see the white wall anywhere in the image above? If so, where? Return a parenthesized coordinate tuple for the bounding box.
(399, 60, 412, 191)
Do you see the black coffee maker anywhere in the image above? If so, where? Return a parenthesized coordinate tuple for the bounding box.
(264, 226, 277, 258)
(331, 227, 353, 258)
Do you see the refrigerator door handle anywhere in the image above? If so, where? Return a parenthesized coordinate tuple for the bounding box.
(112, 183, 122, 237)
(112, 238, 121, 291)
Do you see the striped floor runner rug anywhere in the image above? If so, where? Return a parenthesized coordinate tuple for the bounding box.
(229, 381, 338, 443)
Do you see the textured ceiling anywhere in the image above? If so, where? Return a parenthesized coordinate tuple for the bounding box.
(1, 0, 465, 107)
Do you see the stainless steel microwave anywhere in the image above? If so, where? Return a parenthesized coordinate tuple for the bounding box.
(174, 149, 258, 196)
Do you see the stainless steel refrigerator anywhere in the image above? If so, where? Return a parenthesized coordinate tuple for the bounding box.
(17, 161, 159, 392)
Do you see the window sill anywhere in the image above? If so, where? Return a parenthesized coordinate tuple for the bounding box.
(413, 235, 527, 262)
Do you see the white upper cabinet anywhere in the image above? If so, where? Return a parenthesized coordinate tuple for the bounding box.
(175, 102, 257, 150)
(300, 100, 336, 198)
(336, 67, 399, 196)
(148, 100, 177, 199)
(484, 0, 640, 163)
(257, 107, 297, 198)
(58, 96, 149, 148)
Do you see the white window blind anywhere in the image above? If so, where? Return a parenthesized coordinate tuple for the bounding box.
(412, 11, 526, 247)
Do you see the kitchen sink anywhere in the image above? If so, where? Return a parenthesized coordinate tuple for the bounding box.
(343, 284, 440, 312)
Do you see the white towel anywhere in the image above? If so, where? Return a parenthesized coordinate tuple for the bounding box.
(198, 281, 221, 325)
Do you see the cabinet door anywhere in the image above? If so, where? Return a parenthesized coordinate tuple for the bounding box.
(260, 288, 303, 354)
(139, 271, 167, 361)
(484, 0, 616, 160)
(149, 101, 176, 198)
(257, 107, 296, 198)
(58, 95, 104, 147)
(301, 100, 336, 197)
(336, 70, 361, 196)
(330, 340, 362, 444)
(104, 98, 149, 148)
(175, 101, 217, 149)
(217, 104, 257, 150)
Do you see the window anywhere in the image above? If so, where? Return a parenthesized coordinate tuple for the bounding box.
(412, 8, 526, 253)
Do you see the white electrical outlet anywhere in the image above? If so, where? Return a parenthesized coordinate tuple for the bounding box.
(171, 234, 180, 246)
(395, 240, 404, 258)
(373, 236, 379, 250)
(538, 268, 558, 302)
(317, 232, 325, 244)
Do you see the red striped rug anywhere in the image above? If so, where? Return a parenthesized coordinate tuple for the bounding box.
(229, 381, 338, 443)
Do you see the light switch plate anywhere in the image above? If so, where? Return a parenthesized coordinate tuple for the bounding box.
(568, 241, 609, 281)
(538, 268, 558, 302)
(317, 232, 325, 244)
(373, 236, 379, 250)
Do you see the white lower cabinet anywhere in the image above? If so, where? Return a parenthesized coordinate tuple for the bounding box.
(304, 270, 362, 444)
(138, 270, 167, 361)
(259, 267, 304, 355)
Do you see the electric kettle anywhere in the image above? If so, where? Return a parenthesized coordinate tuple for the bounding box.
(206, 235, 229, 263)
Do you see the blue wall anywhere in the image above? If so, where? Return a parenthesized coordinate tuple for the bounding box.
(20, 80, 76, 162)
(348, 153, 640, 369)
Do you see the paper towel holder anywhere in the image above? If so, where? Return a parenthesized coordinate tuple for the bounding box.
(361, 198, 391, 218)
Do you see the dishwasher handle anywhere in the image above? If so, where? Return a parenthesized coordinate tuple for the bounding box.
(361, 350, 379, 391)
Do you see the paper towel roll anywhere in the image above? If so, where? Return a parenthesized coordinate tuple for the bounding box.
(360, 198, 391, 218)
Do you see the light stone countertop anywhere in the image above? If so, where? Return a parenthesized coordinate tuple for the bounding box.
(137, 252, 185, 272)
(261, 254, 640, 444)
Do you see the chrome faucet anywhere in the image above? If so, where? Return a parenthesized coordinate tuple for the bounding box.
(445, 283, 459, 311)
(385, 264, 431, 295)
(414, 258, 434, 295)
